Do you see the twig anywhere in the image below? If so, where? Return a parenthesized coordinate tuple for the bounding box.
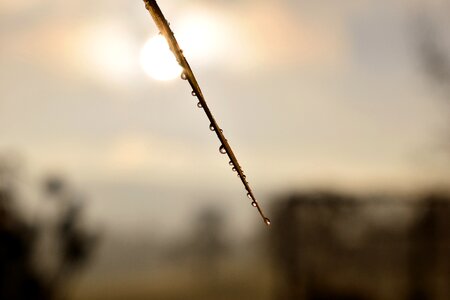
(143, 0, 270, 226)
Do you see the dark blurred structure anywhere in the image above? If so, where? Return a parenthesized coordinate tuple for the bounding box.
(270, 191, 450, 300)
(0, 157, 98, 300)
(272, 193, 450, 300)
(408, 193, 450, 300)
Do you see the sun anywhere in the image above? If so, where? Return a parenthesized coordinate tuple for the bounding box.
(140, 35, 183, 81)
(140, 10, 226, 81)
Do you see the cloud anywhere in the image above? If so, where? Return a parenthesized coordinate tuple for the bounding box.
(1, 18, 138, 84)
(1, 0, 347, 83)
(0, 0, 41, 15)
(228, 2, 346, 69)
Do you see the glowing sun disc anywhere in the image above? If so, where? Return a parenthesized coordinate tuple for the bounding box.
(140, 35, 182, 81)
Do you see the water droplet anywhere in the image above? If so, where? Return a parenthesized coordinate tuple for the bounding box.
(219, 145, 226, 154)
(264, 218, 271, 226)
(247, 193, 253, 200)
(197, 102, 202, 108)
(228, 161, 234, 166)
(252, 201, 257, 207)
(209, 124, 215, 131)
(181, 72, 187, 80)
(191, 91, 197, 97)
(232, 167, 236, 172)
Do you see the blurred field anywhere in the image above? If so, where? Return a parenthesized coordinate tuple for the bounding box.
(71, 261, 274, 300)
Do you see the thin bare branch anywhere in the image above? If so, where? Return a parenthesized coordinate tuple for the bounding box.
(143, 0, 270, 226)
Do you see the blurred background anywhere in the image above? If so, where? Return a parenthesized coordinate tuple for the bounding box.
(1, 0, 449, 299)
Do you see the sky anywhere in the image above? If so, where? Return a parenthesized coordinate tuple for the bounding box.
(1, 0, 450, 235)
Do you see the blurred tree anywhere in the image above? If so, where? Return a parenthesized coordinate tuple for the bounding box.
(413, 5, 450, 151)
(0, 156, 98, 300)
(415, 11, 450, 97)
(190, 207, 228, 274)
(42, 175, 99, 295)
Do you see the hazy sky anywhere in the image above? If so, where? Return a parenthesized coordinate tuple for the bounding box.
(1, 0, 449, 234)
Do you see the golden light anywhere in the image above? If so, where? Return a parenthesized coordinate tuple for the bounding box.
(175, 12, 223, 61)
(140, 35, 182, 81)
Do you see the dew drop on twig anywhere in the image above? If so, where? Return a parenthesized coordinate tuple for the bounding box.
(191, 91, 197, 97)
(232, 167, 236, 172)
(197, 102, 202, 108)
(264, 218, 271, 226)
(181, 72, 187, 80)
(247, 192, 253, 200)
(251, 201, 257, 207)
(209, 124, 215, 131)
(229, 161, 234, 166)
(219, 145, 227, 154)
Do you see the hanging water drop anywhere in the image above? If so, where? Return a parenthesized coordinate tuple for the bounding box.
(191, 91, 197, 97)
(197, 102, 202, 108)
(264, 218, 271, 226)
(247, 192, 253, 200)
(219, 145, 226, 154)
(251, 201, 257, 207)
(209, 124, 215, 131)
(232, 167, 236, 172)
(181, 72, 187, 80)
(229, 161, 234, 166)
